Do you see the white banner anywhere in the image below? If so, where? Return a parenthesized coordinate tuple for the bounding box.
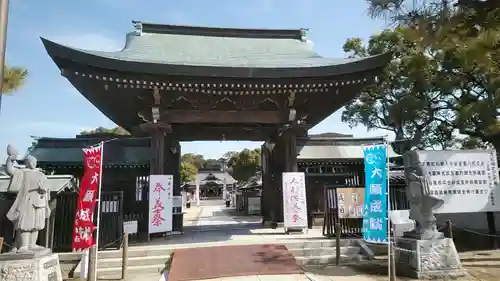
(149, 175, 173, 233)
(406, 149, 499, 213)
(282, 172, 308, 229)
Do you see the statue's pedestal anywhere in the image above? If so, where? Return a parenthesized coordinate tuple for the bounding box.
(395, 237, 467, 279)
(0, 250, 63, 281)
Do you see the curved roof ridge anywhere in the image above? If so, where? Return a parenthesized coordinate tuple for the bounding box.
(132, 20, 307, 40)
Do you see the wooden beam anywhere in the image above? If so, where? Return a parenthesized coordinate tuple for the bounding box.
(172, 124, 276, 141)
(162, 110, 283, 124)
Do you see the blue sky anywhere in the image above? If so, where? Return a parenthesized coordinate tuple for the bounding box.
(0, 0, 392, 159)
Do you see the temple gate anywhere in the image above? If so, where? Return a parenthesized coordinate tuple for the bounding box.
(41, 21, 390, 240)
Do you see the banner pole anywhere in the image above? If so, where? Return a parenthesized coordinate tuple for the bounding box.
(91, 141, 105, 281)
(385, 137, 392, 280)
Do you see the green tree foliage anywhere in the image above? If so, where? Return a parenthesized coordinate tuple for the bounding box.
(343, 1, 500, 151)
(180, 161, 198, 184)
(223, 151, 238, 161)
(366, 0, 496, 27)
(227, 148, 261, 182)
(342, 28, 452, 151)
(181, 153, 204, 169)
(181, 153, 225, 170)
(79, 126, 130, 136)
(204, 159, 221, 170)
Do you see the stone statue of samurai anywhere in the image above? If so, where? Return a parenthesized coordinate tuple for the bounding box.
(404, 152, 444, 240)
(4, 145, 50, 253)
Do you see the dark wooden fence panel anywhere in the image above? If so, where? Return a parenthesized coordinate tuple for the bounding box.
(97, 191, 124, 249)
(0, 194, 15, 253)
(53, 192, 78, 252)
(323, 183, 409, 238)
(53, 191, 124, 252)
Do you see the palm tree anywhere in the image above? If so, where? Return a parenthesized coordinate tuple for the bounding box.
(0, 65, 27, 113)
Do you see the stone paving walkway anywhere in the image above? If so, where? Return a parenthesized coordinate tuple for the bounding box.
(128, 201, 380, 281)
(180, 272, 379, 281)
(188, 274, 309, 281)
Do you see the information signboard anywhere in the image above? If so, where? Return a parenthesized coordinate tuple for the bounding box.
(405, 149, 499, 213)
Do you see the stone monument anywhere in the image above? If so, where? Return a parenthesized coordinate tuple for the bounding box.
(395, 150, 466, 279)
(0, 145, 62, 281)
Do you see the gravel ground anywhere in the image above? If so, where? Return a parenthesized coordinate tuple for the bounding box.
(303, 250, 500, 281)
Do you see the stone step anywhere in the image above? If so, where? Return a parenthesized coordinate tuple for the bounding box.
(288, 245, 360, 257)
(295, 253, 365, 266)
(98, 248, 173, 259)
(97, 263, 167, 279)
(98, 255, 171, 268)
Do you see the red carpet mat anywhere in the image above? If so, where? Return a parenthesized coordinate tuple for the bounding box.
(168, 244, 302, 281)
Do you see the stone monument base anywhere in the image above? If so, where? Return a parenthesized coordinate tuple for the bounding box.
(0, 251, 63, 281)
(395, 237, 467, 279)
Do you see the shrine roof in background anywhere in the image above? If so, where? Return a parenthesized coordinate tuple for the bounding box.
(186, 170, 237, 186)
(27, 136, 151, 168)
(0, 175, 78, 193)
(297, 135, 400, 161)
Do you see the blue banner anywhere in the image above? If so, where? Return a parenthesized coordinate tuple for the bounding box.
(362, 144, 388, 244)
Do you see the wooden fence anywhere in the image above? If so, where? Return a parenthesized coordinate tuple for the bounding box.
(1, 191, 124, 253)
(323, 182, 409, 238)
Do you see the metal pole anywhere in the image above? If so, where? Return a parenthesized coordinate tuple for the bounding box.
(335, 223, 341, 266)
(0, 0, 10, 114)
(385, 137, 396, 281)
(90, 142, 104, 281)
(87, 245, 97, 281)
(121, 233, 129, 280)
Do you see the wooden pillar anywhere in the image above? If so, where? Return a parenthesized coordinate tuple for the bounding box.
(261, 143, 274, 223)
(270, 136, 286, 226)
(164, 138, 182, 232)
(140, 122, 171, 241)
(284, 128, 298, 172)
(141, 122, 172, 175)
(150, 131, 165, 175)
(164, 138, 181, 196)
(174, 142, 181, 196)
(270, 125, 299, 226)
